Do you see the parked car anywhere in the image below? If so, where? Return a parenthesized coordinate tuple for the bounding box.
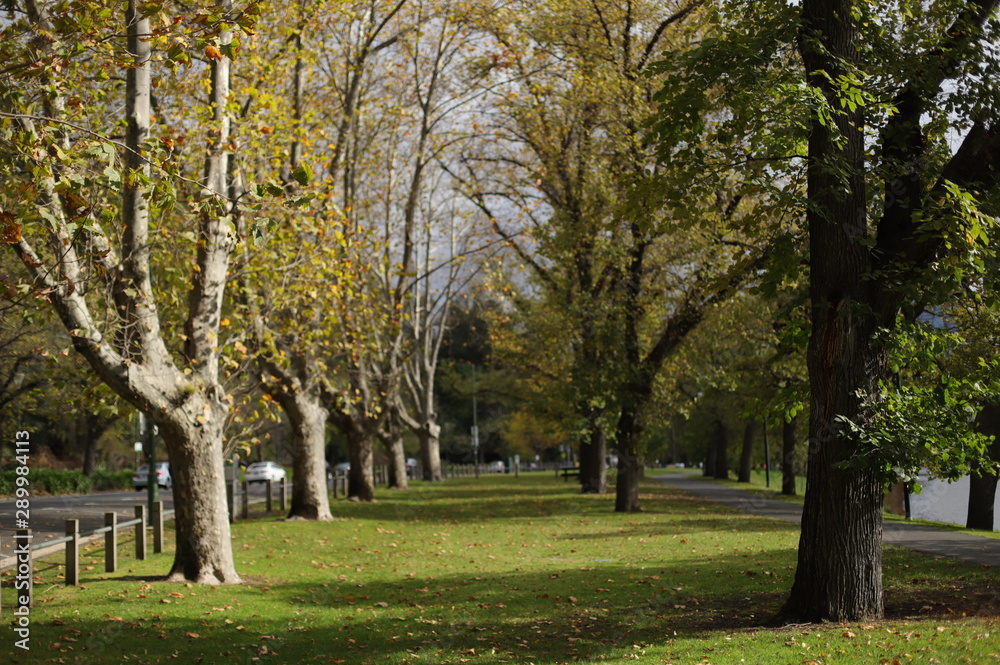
(244, 461, 287, 484)
(133, 462, 172, 490)
(333, 462, 351, 473)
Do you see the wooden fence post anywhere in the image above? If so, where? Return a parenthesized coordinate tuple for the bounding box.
(135, 505, 147, 561)
(151, 501, 164, 554)
(104, 512, 117, 573)
(15, 529, 32, 611)
(279, 477, 287, 512)
(64, 519, 79, 586)
(227, 479, 236, 523)
(241, 480, 249, 520)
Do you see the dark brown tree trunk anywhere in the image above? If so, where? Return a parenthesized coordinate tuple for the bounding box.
(80, 411, 113, 478)
(703, 438, 716, 477)
(713, 420, 729, 480)
(967, 403, 1000, 530)
(782, 415, 798, 496)
(614, 450, 641, 512)
(968, 473, 999, 531)
(580, 426, 606, 494)
(347, 425, 376, 501)
(784, 0, 884, 622)
(738, 421, 757, 483)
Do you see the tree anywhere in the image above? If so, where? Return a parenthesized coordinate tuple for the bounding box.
(464, 0, 776, 510)
(653, 0, 1000, 620)
(785, 0, 1000, 621)
(2, 0, 262, 583)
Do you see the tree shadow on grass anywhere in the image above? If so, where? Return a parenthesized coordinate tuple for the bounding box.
(17, 541, 997, 665)
(14, 549, 792, 665)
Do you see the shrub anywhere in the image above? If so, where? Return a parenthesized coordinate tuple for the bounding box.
(0, 469, 92, 495)
(91, 469, 134, 491)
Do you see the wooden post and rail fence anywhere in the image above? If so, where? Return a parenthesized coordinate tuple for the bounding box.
(2, 459, 538, 612)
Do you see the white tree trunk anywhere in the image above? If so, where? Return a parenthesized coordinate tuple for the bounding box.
(418, 421, 442, 481)
(281, 388, 333, 520)
(160, 395, 240, 584)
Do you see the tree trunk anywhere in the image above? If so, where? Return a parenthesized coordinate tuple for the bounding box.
(579, 427, 607, 494)
(713, 420, 729, 480)
(782, 415, 798, 496)
(738, 421, 757, 483)
(968, 473, 999, 531)
(614, 451, 641, 512)
(79, 410, 110, 478)
(385, 428, 409, 490)
(967, 403, 1000, 531)
(347, 425, 376, 501)
(159, 399, 240, 584)
(82, 430, 98, 477)
(784, 0, 884, 622)
(703, 439, 716, 477)
(418, 421, 442, 481)
(283, 391, 332, 521)
(614, 398, 643, 512)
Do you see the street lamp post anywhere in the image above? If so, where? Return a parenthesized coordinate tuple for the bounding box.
(763, 417, 771, 488)
(472, 365, 480, 478)
(139, 412, 159, 516)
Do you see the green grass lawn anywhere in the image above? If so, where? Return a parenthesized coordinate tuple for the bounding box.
(2, 473, 997, 664)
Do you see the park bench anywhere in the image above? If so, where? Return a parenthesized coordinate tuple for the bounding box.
(560, 466, 580, 481)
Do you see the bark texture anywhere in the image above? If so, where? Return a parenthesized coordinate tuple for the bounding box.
(279, 389, 333, 521)
(161, 405, 239, 584)
(614, 449, 642, 513)
(785, 0, 883, 621)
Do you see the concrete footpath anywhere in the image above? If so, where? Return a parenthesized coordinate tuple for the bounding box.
(656, 474, 1000, 568)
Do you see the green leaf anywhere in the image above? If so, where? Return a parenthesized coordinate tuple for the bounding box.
(292, 163, 312, 187)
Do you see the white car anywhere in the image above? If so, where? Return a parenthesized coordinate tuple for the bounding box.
(244, 461, 287, 484)
(133, 462, 172, 490)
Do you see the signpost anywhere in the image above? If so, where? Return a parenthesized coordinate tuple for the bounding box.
(139, 413, 158, 516)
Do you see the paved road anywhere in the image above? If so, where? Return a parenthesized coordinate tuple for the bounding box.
(656, 474, 1000, 567)
(0, 490, 177, 561)
(0, 483, 280, 561)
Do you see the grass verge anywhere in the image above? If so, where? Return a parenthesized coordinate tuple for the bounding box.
(2, 472, 997, 664)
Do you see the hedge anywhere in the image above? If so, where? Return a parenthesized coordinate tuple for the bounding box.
(0, 468, 96, 495)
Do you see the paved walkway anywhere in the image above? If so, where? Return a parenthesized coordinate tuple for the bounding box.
(655, 474, 1000, 568)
